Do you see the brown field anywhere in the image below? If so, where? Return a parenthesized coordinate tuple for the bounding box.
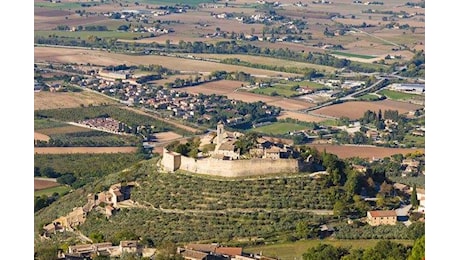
(35, 125, 93, 136)
(190, 54, 337, 73)
(154, 74, 203, 86)
(277, 111, 327, 123)
(179, 80, 244, 95)
(34, 91, 117, 110)
(119, 35, 222, 45)
(35, 11, 107, 31)
(34, 132, 51, 141)
(34, 47, 301, 78)
(35, 179, 60, 191)
(34, 147, 137, 154)
(314, 100, 423, 120)
(307, 144, 424, 159)
(268, 99, 316, 111)
(153, 131, 183, 143)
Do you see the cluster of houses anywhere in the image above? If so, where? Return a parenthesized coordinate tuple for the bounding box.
(56, 241, 276, 260)
(177, 243, 276, 260)
(42, 183, 135, 237)
(77, 117, 124, 134)
(208, 122, 296, 160)
(59, 240, 156, 259)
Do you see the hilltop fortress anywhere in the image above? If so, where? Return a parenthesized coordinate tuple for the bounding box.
(161, 122, 311, 177)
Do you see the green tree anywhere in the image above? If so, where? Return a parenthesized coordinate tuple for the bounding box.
(362, 240, 410, 260)
(333, 201, 346, 217)
(408, 222, 425, 240)
(411, 185, 419, 209)
(408, 235, 425, 260)
(302, 244, 349, 260)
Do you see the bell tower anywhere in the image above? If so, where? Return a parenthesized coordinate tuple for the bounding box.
(216, 121, 225, 145)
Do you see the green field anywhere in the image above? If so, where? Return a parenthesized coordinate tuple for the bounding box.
(378, 89, 422, 101)
(35, 2, 98, 9)
(252, 122, 307, 135)
(35, 185, 71, 197)
(252, 86, 299, 98)
(330, 51, 376, 60)
(245, 239, 414, 260)
(278, 80, 328, 90)
(34, 119, 68, 130)
(34, 30, 146, 40)
(252, 80, 327, 98)
(357, 93, 381, 101)
(135, 0, 214, 6)
(403, 134, 425, 147)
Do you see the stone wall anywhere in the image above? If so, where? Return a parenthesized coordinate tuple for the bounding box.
(163, 150, 181, 172)
(179, 156, 306, 177)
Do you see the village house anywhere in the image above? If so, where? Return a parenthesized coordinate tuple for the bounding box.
(367, 210, 397, 226)
(64, 240, 152, 259)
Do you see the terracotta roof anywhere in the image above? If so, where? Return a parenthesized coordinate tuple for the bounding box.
(368, 210, 397, 218)
(215, 247, 243, 256)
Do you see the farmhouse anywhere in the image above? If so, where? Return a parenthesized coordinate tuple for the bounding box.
(367, 210, 397, 226)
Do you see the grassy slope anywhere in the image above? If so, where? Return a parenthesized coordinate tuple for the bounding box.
(245, 239, 414, 260)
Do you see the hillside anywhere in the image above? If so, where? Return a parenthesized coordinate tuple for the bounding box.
(35, 156, 334, 246)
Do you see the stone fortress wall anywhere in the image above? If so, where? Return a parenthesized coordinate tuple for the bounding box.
(161, 122, 310, 177)
(162, 149, 309, 177)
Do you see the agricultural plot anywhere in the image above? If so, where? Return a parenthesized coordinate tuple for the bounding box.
(378, 89, 424, 101)
(179, 80, 244, 96)
(190, 54, 337, 73)
(245, 239, 414, 260)
(314, 100, 423, 120)
(34, 132, 51, 142)
(35, 125, 93, 136)
(35, 186, 71, 197)
(34, 91, 117, 110)
(277, 111, 327, 123)
(35, 30, 145, 41)
(252, 85, 299, 98)
(34, 147, 138, 154)
(306, 144, 424, 159)
(251, 122, 308, 135)
(34, 47, 301, 78)
(34, 178, 60, 191)
(330, 51, 376, 60)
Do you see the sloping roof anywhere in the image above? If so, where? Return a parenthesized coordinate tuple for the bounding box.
(215, 247, 243, 256)
(256, 137, 269, 144)
(120, 240, 138, 248)
(182, 249, 209, 260)
(368, 210, 397, 218)
(218, 142, 235, 151)
(265, 146, 281, 153)
(212, 153, 226, 160)
(185, 244, 218, 253)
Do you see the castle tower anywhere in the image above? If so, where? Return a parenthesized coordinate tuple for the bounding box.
(216, 121, 225, 145)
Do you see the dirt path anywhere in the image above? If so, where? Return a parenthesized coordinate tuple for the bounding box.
(133, 200, 333, 216)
